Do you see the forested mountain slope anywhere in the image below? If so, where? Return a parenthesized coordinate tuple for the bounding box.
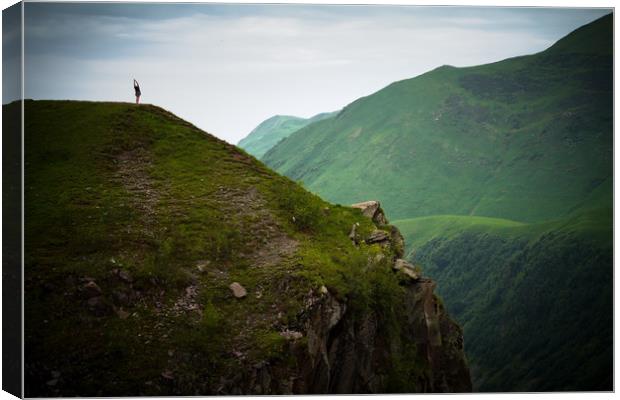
(395, 209, 612, 391)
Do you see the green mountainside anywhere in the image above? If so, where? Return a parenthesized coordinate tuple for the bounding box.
(238, 112, 336, 158)
(396, 209, 612, 391)
(256, 14, 613, 392)
(262, 14, 612, 223)
(22, 100, 470, 396)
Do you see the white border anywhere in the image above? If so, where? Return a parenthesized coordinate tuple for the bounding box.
(0, 1, 616, 400)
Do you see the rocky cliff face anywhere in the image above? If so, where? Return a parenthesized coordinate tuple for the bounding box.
(293, 275, 471, 394)
(218, 201, 472, 394)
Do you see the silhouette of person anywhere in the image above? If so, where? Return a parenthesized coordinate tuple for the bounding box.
(133, 79, 141, 104)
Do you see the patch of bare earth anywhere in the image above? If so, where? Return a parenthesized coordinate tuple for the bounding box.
(212, 185, 302, 354)
(213, 185, 299, 268)
(113, 148, 160, 235)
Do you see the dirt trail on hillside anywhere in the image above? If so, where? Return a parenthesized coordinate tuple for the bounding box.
(213, 185, 298, 268)
(113, 147, 160, 235)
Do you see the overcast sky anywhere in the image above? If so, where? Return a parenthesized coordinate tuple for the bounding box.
(18, 3, 610, 144)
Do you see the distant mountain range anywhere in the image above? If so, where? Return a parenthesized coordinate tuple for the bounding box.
(238, 112, 337, 158)
(238, 14, 613, 392)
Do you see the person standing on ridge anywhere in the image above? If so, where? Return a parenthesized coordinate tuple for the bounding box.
(133, 79, 141, 104)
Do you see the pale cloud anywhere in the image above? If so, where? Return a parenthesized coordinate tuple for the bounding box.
(22, 4, 610, 143)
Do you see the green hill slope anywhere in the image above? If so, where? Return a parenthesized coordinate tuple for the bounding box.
(238, 112, 336, 158)
(262, 14, 612, 223)
(394, 209, 612, 391)
(259, 14, 613, 392)
(393, 215, 525, 250)
(22, 100, 471, 396)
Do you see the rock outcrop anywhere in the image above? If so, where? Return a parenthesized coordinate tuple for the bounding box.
(291, 280, 470, 393)
(351, 200, 389, 225)
(365, 230, 390, 245)
(393, 258, 420, 280)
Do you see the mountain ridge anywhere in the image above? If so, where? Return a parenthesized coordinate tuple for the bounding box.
(238, 111, 337, 158)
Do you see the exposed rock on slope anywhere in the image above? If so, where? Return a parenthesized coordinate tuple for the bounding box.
(352, 200, 388, 225)
(295, 273, 471, 394)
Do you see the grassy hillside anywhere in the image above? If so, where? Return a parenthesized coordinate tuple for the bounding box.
(394, 215, 525, 251)
(258, 14, 613, 392)
(22, 100, 469, 396)
(238, 112, 336, 158)
(395, 209, 612, 391)
(395, 206, 612, 253)
(262, 14, 612, 223)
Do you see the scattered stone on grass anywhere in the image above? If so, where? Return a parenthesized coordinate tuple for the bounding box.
(161, 370, 174, 380)
(82, 281, 102, 298)
(280, 330, 303, 340)
(229, 282, 247, 298)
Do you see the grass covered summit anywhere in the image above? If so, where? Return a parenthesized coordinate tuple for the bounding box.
(21, 100, 471, 396)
